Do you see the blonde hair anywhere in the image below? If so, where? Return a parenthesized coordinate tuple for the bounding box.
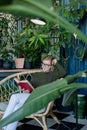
(43, 55, 57, 66)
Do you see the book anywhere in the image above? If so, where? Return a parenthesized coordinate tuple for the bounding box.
(14, 78, 34, 93)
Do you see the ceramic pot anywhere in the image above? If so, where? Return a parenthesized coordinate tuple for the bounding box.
(73, 94, 86, 119)
(3, 61, 12, 69)
(24, 61, 32, 69)
(14, 58, 25, 69)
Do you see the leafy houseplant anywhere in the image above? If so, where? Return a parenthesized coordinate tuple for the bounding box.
(13, 42, 25, 68)
(23, 47, 33, 69)
(16, 27, 50, 68)
(0, 0, 87, 128)
(1, 41, 14, 69)
(1, 49, 14, 69)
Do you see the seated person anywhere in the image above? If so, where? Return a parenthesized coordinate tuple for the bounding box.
(2, 55, 66, 130)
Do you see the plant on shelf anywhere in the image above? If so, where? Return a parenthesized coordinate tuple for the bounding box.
(13, 42, 25, 68)
(1, 41, 14, 69)
(0, 12, 18, 68)
(16, 27, 50, 68)
(13, 42, 25, 58)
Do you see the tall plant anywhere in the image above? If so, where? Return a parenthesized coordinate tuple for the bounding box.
(15, 27, 50, 64)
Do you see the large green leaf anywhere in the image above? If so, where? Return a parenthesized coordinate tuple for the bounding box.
(61, 83, 87, 106)
(0, 0, 87, 44)
(0, 70, 87, 128)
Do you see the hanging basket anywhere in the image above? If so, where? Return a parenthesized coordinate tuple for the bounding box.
(14, 58, 25, 69)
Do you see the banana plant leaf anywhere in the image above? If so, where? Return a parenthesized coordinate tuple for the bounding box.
(0, 70, 87, 128)
(0, 0, 87, 44)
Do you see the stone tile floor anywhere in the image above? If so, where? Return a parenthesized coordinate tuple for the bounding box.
(17, 110, 87, 130)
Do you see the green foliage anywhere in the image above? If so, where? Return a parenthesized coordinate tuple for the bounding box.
(0, 13, 18, 60)
(1, 49, 14, 62)
(0, 0, 87, 44)
(1, 39, 14, 62)
(18, 28, 49, 48)
(0, 70, 87, 127)
(13, 42, 25, 58)
(0, 0, 87, 128)
(15, 27, 50, 62)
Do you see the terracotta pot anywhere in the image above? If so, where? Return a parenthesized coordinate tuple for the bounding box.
(14, 58, 25, 69)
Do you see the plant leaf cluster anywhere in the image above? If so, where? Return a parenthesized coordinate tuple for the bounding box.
(0, 70, 87, 127)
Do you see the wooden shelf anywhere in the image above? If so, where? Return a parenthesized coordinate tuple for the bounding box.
(0, 69, 42, 80)
(0, 68, 42, 72)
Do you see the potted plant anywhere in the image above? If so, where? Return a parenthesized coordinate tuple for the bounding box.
(13, 42, 25, 69)
(23, 43, 42, 69)
(1, 48, 14, 69)
(13, 30, 26, 69)
(23, 46, 33, 69)
(17, 27, 50, 68)
(0, 36, 15, 69)
(24, 54, 32, 69)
